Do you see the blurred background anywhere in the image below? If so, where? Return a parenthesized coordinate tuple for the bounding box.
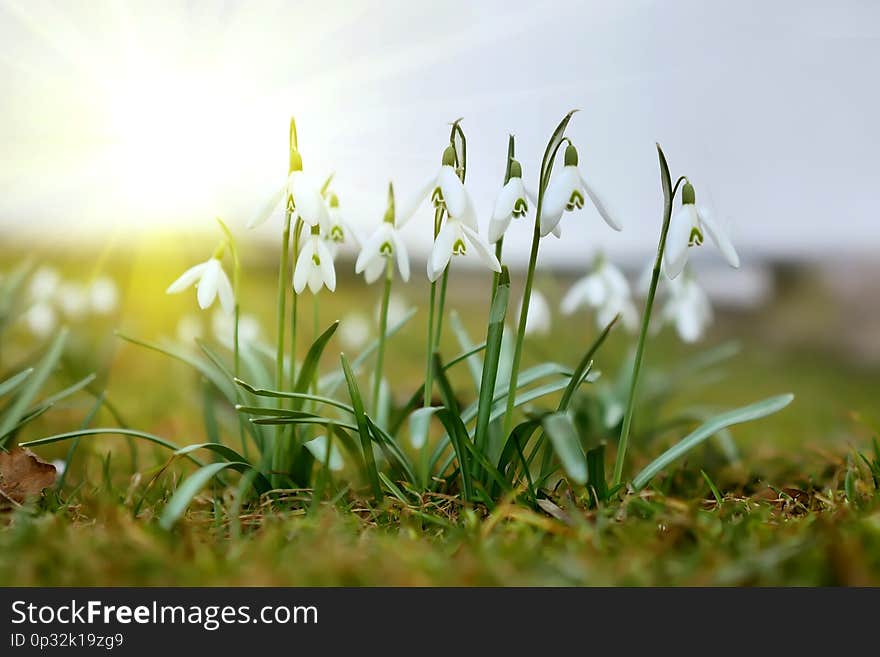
(1, 1, 878, 463)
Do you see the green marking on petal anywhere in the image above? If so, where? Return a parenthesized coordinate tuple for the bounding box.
(566, 189, 584, 211)
(513, 197, 528, 218)
(380, 241, 393, 257)
(453, 239, 467, 256)
(312, 253, 321, 266)
(330, 225, 344, 242)
(689, 226, 704, 247)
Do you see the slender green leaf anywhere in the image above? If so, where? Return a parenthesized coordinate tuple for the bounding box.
(21, 428, 203, 466)
(632, 394, 795, 490)
(295, 321, 339, 398)
(434, 409, 473, 501)
(0, 368, 33, 398)
(558, 314, 618, 411)
(0, 328, 67, 447)
(340, 353, 381, 498)
(542, 412, 587, 485)
(234, 379, 354, 414)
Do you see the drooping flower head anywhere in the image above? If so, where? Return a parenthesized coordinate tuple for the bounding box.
(540, 143, 622, 238)
(293, 224, 337, 294)
(562, 255, 638, 330)
(489, 158, 535, 244)
(664, 181, 739, 279)
(166, 255, 234, 314)
(661, 271, 713, 343)
(355, 182, 410, 284)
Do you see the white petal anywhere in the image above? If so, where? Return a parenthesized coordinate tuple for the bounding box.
(580, 173, 622, 231)
(664, 206, 698, 279)
(315, 239, 336, 292)
(304, 435, 344, 471)
(355, 225, 389, 273)
(437, 165, 467, 219)
(166, 261, 209, 294)
(698, 207, 740, 269)
(391, 230, 410, 282)
(551, 223, 562, 239)
(540, 167, 578, 237)
(457, 192, 479, 231)
(216, 266, 235, 315)
(307, 263, 324, 294)
(364, 258, 386, 284)
(491, 179, 520, 221)
(292, 241, 314, 294)
(247, 184, 286, 229)
(290, 172, 326, 226)
(561, 275, 604, 315)
(196, 260, 220, 309)
(488, 214, 511, 244)
(428, 220, 457, 282)
(460, 224, 501, 273)
(397, 174, 437, 227)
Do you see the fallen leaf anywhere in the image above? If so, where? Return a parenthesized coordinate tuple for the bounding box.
(0, 447, 56, 506)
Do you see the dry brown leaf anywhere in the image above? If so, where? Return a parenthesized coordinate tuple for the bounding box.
(0, 447, 56, 506)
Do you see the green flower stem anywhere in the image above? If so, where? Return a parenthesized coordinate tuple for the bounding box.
(423, 206, 445, 408)
(372, 259, 393, 414)
(275, 212, 291, 391)
(434, 268, 449, 350)
(612, 147, 686, 486)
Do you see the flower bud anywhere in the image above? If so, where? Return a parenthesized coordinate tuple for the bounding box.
(289, 148, 303, 173)
(509, 158, 523, 179)
(441, 145, 456, 167)
(564, 143, 579, 167)
(682, 181, 696, 205)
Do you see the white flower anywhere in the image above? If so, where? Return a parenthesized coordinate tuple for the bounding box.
(661, 274, 713, 343)
(24, 302, 56, 338)
(398, 145, 470, 226)
(540, 144, 621, 238)
(89, 276, 119, 314)
(664, 182, 739, 279)
(51, 459, 66, 476)
(248, 151, 329, 229)
(28, 267, 60, 302)
(339, 312, 371, 350)
(428, 217, 501, 282)
(322, 193, 360, 250)
(166, 258, 234, 314)
(489, 160, 537, 243)
(212, 309, 261, 348)
(57, 282, 89, 319)
(561, 258, 638, 330)
(518, 290, 551, 336)
(304, 435, 344, 471)
(293, 227, 336, 294)
(355, 222, 410, 284)
(176, 313, 203, 344)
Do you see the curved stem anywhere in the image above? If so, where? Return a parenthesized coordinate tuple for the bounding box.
(612, 148, 679, 486)
(372, 260, 393, 414)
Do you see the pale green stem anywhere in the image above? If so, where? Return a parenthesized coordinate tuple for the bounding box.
(372, 259, 393, 414)
(272, 211, 291, 482)
(434, 268, 449, 350)
(502, 208, 542, 436)
(612, 173, 686, 486)
(289, 218, 303, 392)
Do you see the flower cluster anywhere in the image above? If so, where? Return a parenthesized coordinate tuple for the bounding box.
(20, 266, 119, 338)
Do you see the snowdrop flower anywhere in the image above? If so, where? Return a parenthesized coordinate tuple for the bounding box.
(212, 309, 261, 348)
(57, 282, 89, 319)
(661, 273, 713, 343)
(293, 225, 336, 294)
(322, 193, 360, 251)
(428, 214, 501, 282)
(398, 146, 470, 225)
(489, 159, 535, 243)
(88, 276, 119, 314)
(51, 459, 67, 476)
(540, 144, 621, 238)
(166, 257, 234, 314)
(24, 302, 57, 338)
(518, 289, 551, 336)
(355, 183, 410, 284)
(562, 257, 638, 330)
(28, 267, 60, 302)
(248, 149, 328, 229)
(304, 435, 344, 471)
(664, 181, 739, 279)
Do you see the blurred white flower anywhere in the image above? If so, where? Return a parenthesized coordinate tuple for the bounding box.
(540, 144, 621, 238)
(24, 302, 57, 338)
(89, 276, 119, 314)
(51, 459, 66, 476)
(562, 258, 638, 330)
(28, 266, 60, 302)
(166, 258, 234, 314)
(57, 281, 89, 319)
(664, 181, 739, 279)
(384, 294, 408, 327)
(339, 312, 371, 350)
(212, 309, 261, 348)
(304, 435, 344, 471)
(518, 289, 551, 336)
(293, 228, 336, 294)
(356, 222, 410, 284)
(489, 160, 535, 243)
(176, 313, 203, 344)
(322, 192, 360, 252)
(661, 274, 713, 343)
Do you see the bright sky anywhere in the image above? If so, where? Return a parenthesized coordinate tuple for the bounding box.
(1, 0, 878, 267)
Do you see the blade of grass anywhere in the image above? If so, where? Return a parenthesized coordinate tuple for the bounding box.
(340, 353, 381, 499)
